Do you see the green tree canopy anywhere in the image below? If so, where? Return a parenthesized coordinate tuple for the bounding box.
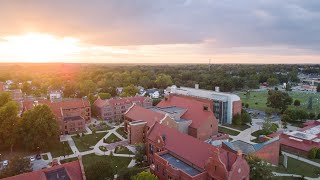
(0, 156, 32, 179)
(0, 92, 12, 107)
(155, 74, 173, 88)
(317, 84, 320, 93)
(0, 101, 20, 152)
(21, 104, 59, 150)
(80, 80, 97, 96)
(131, 171, 158, 180)
(267, 77, 279, 86)
(98, 92, 111, 100)
(245, 155, 273, 180)
(293, 99, 300, 107)
(135, 143, 146, 165)
(121, 85, 139, 97)
(266, 90, 292, 112)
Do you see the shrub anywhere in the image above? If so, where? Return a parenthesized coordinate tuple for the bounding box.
(308, 147, 318, 159)
(76, 133, 80, 138)
(317, 149, 320, 159)
(309, 112, 316, 120)
(232, 114, 242, 125)
(255, 102, 258, 105)
(245, 103, 249, 108)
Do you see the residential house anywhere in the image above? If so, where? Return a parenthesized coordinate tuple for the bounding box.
(48, 89, 63, 101)
(147, 88, 160, 99)
(93, 96, 152, 121)
(147, 122, 250, 180)
(23, 99, 91, 135)
(2, 159, 86, 180)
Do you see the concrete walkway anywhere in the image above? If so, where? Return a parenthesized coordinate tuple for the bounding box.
(127, 159, 137, 168)
(67, 139, 79, 154)
(273, 172, 320, 180)
(229, 119, 264, 143)
(282, 151, 320, 168)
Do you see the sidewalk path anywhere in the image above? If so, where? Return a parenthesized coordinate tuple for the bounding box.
(273, 172, 319, 180)
(67, 139, 79, 154)
(229, 119, 264, 143)
(282, 151, 320, 168)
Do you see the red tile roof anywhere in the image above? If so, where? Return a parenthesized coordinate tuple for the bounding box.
(147, 122, 236, 169)
(157, 96, 216, 128)
(0, 82, 4, 92)
(23, 99, 90, 118)
(3, 160, 84, 180)
(279, 134, 318, 152)
(125, 104, 165, 127)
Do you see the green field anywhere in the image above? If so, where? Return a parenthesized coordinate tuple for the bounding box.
(218, 126, 240, 136)
(105, 133, 122, 143)
(237, 90, 320, 113)
(72, 132, 108, 152)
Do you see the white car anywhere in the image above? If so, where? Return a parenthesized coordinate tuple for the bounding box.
(3, 160, 8, 166)
(30, 156, 35, 162)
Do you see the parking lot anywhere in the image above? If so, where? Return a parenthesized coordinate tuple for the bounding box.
(0, 155, 49, 172)
(246, 108, 281, 122)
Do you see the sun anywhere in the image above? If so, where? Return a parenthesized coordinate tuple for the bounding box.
(0, 32, 81, 62)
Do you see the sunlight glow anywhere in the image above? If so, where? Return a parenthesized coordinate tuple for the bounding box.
(0, 33, 81, 62)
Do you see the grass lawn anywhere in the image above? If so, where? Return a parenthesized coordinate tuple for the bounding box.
(72, 132, 108, 152)
(218, 126, 240, 136)
(104, 133, 122, 144)
(82, 154, 132, 174)
(89, 123, 113, 132)
(222, 124, 250, 131)
(49, 142, 73, 158)
(273, 155, 320, 178)
(60, 157, 78, 164)
(116, 127, 128, 139)
(236, 90, 320, 113)
(251, 130, 266, 137)
(42, 154, 48, 160)
(114, 146, 133, 155)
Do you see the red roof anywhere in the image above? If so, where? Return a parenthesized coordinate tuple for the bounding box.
(23, 99, 90, 118)
(3, 160, 84, 180)
(157, 96, 216, 128)
(147, 122, 236, 169)
(280, 134, 318, 152)
(94, 96, 149, 108)
(0, 82, 4, 92)
(125, 104, 165, 127)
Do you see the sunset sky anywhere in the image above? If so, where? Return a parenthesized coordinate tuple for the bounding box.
(0, 0, 319, 64)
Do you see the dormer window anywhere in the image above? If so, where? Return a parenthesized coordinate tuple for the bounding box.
(203, 106, 209, 111)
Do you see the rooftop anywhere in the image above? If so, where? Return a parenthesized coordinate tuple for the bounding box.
(284, 131, 317, 140)
(161, 153, 201, 176)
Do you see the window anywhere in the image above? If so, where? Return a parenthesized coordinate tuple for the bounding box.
(162, 168, 165, 176)
(168, 176, 172, 180)
(203, 106, 209, 111)
(149, 144, 154, 155)
(211, 124, 213, 128)
(156, 165, 159, 171)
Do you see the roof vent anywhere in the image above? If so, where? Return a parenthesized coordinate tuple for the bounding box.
(162, 134, 166, 142)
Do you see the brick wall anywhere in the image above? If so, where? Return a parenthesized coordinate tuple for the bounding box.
(128, 122, 146, 144)
(196, 115, 218, 140)
(232, 100, 242, 116)
(255, 140, 280, 165)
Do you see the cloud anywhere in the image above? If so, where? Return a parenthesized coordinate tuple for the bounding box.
(0, 0, 319, 53)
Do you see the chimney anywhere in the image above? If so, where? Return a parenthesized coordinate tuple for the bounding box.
(215, 86, 220, 92)
(195, 84, 199, 89)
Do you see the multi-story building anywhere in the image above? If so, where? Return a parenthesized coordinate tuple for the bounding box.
(23, 99, 91, 135)
(147, 122, 250, 180)
(93, 96, 152, 121)
(167, 85, 242, 124)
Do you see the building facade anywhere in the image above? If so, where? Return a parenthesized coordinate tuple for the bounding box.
(23, 99, 91, 135)
(93, 96, 152, 121)
(147, 123, 250, 180)
(167, 85, 242, 124)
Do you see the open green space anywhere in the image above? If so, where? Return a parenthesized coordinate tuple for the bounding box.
(49, 142, 73, 158)
(82, 154, 132, 174)
(88, 123, 113, 132)
(236, 90, 320, 113)
(116, 127, 128, 139)
(60, 157, 78, 164)
(114, 146, 133, 155)
(273, 155, 320, 178)
(218, 126, 240, 136)
(72, 132, 108, 152)
(222, 124, 250, 131)
(104, 133, 122, 144)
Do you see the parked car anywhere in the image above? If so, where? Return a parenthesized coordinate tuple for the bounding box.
(30, 156, 35, 162)
(3, 160, 8, 166)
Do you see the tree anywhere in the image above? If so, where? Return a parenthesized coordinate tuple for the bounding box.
(241, 110, 252, 124)
(262, 117, 277, 135)
(307, 96, 313, 110)
(63, 83, 77, 97)
(131, 171, 158, 180)
(266, 90, 292, 112)
(245, 155, 273, 180)
(308, 147, 318, 159)
(0, 101, 20, 152)
(232, 114, 242, 125)
(155, 74, 173, 88)
(285, 83, 292, 91)
(98, 93, 111, 100)
(293, 99, 300, 107)
(135, 143, 146, 165)
(118, 167, 144, 180)
(80, 80, 97, 96)
(318, 113, 320, 120)
(267, 77, 279, 86)
(85, 160, 114, 180)
(139, 76, 152, 89)
(317, 84, 320, 93)
(281, 114, 291, 129)
(121, 85, 139, 97)
(0, 156, 32, 179)
(0, 92, 12, 107)
(309, 112, 316, 120)
(21, 104, 59, 150)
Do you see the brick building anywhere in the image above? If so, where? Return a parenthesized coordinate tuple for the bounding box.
(147, 122, 250, 180)
(167, 85, 242, 124)
(93, 96, 152, 121)
(221, 138, 280, 165)
(2, 159, 86, 180)
(23, 99, 91, 135)
(269, 120, 320, 156)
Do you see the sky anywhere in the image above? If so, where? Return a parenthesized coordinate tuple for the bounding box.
(0, 0, 319, 64)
